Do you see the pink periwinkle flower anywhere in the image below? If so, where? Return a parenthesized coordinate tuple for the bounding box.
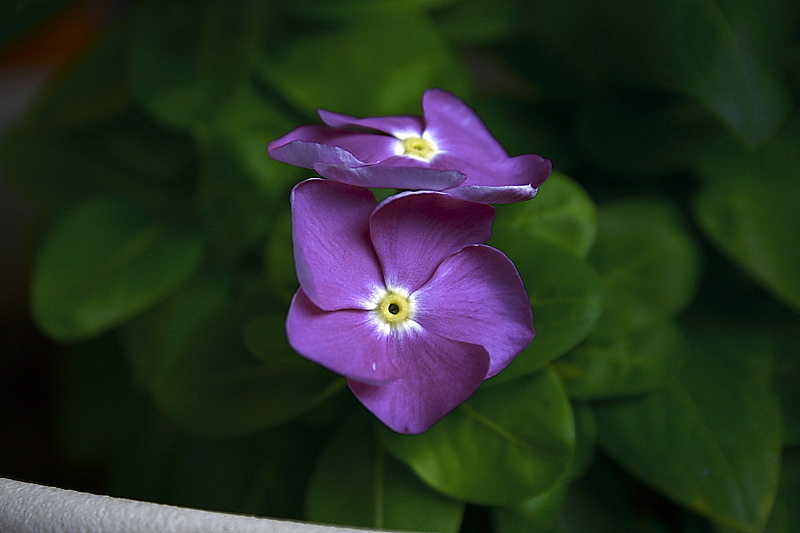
(269, 89, 552, 204)
(286, 178, 535, 434)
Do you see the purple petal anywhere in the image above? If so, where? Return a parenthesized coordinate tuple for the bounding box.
(369, 192, 495, 292)
(319, 109, 425, 137)
(268, 126, 398, 166)
(291, 179, 383, 310)
(414, 245, 535, 378)
(286, 290, 399, 384)
(348, 329, 489, 434)
(422, 88, 508, 160)
(313, 161, 466, 190)
(432, 152, 551, 188)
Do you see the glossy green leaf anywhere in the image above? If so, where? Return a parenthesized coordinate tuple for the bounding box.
(129, 1, 267, 128)
(488, 236, 604, 385)
(306, 414, 464, 533)
(555, 322, 687, 400)
(121, 275, 342, 438)
(590, 198, 700, 336)
(492, 172, 597, 258)
(260, 15, 469, 117)
(694, 131, 800, 310)
(380, 367, 575, 506)
(31, 196, 204, 342)
(595, 329, 782, 532)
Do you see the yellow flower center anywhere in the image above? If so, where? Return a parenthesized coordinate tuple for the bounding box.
(400, 136, 437, 161)
(371, 288, 417, 335)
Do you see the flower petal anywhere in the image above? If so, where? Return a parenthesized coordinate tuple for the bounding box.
(414, 244, 535, 378)
(313, 160, 466, 190)
(433, 152, 551, 187)
(291, 179, 383, 310)
(348, 329, 489, 434)
(370, 191, 495, 292)
(268, 126, 398, 166)
(319, 109, 425, 137)
(286, 289, 399, 384)
(422, 88, 508, 160)
(447, 183, 539, 204)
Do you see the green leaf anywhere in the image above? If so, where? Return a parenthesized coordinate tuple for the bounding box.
(31, 196, 204, 342)
(306, 414, 464, 533)
(380, 367, 575, 506)
(129, 0, 267, 128)
(763, 449, 800, 533)
(776, 326, 800, 446)
(487, 236, 604, 385)
(492, 172, 597, 258)
(555, 322, 687, 400)
(192, 84, 299, 266)
(492, 478, 569, 533)
(693, 130, 800, 310)
(595, 329, 782, 532)
(589, 198, 700, 336)
(121, 275, 342, 438)
(260, 14, 469, 117)
(655, 0, 791, 146)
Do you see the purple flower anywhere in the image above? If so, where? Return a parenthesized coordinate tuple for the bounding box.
(268, 89, 552, 204)
(286, 178, 535, 434)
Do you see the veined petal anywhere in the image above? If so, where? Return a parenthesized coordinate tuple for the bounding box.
(370, 191, 495, 292)
(319, 109, 425, 137)
(422, 88, 508, 160)
(291, 179, 382, 310)
(313, 161, 465, 190)
(414, 245, 535, 378)
(286, 290, 399, 384)
(268, 126, 398, 166)
(348, 329, 489, 434)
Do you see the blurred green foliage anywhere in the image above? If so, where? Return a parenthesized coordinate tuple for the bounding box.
(2, 0, 799, 531)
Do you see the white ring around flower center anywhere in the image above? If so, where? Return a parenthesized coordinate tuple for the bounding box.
(395, 132, 439, 161)
(369, 286, 419, 336)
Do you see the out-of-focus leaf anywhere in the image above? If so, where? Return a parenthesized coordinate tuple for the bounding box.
(129, 1, 267, 128)
(18, 16, 133, 132)
(556, 322, 687, 400)
(590, 198, 700, 336)
(260, 15, 469, 116)
(776, 326, 800, 446)
(654, 0, 791, 146)
(193, 84, 299, 266)
(56, 334, 146, 469)
(694, 128, 800, 310)
(121, 275, 342, 438)
(595, 329, 782, 532)
(306, 414, 464, 533)
(492, 478, 569, 533)
(3, 109, 196, 211)
(487, 236, 604, 385)
(763, 449, 800, 533)
(492, 172, 597, 258)
(577, 87, 720, 175)
(380, 367, 574, 506)
(432, 0, 516, 43)
(31, 196, 204, 342)
(286, 0, 456, 23)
